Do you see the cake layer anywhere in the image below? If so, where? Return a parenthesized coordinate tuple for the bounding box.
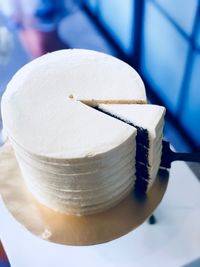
(18, 157, 134, 199)
(9, 125, 135, 165)
(13, 139, 135, 189)
(14, 144, 134, 180)
(31, 179, 134, 215)
(12, 131, 136, 215)
(98, 104, 165, 191)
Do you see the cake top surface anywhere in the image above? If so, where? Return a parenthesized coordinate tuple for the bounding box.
(3, 49, 146, 103)
(99, 104, 166, 136)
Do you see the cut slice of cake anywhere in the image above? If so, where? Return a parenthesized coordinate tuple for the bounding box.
(98, 104, 166, 193)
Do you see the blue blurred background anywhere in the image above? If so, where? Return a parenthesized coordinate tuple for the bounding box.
(0, 0, 200, 152)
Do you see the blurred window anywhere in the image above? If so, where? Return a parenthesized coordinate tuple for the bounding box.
(181, 52, 200, 146)
(195, 19, 200, 49)
(141, 1, 189, 114)
(84, 0, 98, 13)
(153, 0, 198, 35)
(98, 0, 134, 54)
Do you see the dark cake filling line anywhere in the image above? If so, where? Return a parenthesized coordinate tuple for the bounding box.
(87, 105, 150, 194)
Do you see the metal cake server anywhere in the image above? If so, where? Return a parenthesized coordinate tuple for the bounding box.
(161, 140, 200, 168)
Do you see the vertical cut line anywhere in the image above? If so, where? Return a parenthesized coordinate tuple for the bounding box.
(91, 106, 150, 193)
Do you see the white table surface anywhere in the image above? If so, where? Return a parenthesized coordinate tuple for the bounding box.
(0, 159, 200, 267)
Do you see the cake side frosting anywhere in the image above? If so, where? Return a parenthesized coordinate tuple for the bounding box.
(11, 130, 136, 215)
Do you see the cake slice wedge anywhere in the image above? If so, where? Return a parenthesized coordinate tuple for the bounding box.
(98, 104, 166, 193)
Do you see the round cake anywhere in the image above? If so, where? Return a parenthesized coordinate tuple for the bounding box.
(1, 49, 165, 215)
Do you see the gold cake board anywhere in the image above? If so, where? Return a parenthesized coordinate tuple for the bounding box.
(0, 142, 169, 246)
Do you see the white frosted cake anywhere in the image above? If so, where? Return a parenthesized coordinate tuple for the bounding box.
(1, 49, 165, 215)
